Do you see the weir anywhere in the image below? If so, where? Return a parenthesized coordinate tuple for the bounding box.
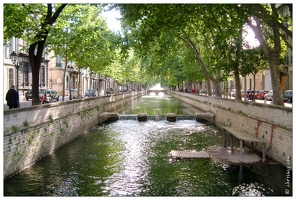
(106, 113, 266, 165)
(118, 114, 196, 121)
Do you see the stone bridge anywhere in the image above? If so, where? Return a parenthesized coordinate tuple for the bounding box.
(146, 89, 169, 95)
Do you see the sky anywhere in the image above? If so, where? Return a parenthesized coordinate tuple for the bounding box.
(102, 8, 122, 33)
(102, 6, 260, 47)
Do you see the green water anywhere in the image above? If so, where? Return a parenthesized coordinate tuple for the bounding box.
(119, 94, 198, 115)
(4, 95, 291, 196)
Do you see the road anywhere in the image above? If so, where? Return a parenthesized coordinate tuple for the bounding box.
(3, 95, 292, 110)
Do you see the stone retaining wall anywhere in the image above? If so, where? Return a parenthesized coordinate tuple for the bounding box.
(170, 91, 292, 167)
(3, 92, 143, 180)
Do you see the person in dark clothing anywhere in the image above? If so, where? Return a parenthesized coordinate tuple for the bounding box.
(6, 85, 19, 109)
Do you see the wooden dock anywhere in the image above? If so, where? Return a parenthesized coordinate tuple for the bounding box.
(222, 126, 266, 143)
(221, 126, 267, 163)
(168, 126, 268, 164)
(207, 146, 262, 164)
(169, 150, 210, 159)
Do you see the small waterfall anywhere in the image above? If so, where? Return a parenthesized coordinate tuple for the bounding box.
(176, 116, 196, 120)
(118, 115, 138, 120)
(147, 115, 166, 121)
(118, 114, 196, 121)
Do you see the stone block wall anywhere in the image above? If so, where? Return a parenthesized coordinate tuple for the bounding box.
(3, 92, 143, 179)
(170, 91, 292, 167)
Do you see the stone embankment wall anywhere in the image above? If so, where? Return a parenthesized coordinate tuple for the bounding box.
(3, 92, 143, 180)
(170, 91, 292, 167)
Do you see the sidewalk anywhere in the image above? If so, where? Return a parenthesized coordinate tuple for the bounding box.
(3, 95, 25, 110)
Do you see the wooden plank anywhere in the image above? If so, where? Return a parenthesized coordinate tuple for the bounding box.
(170, 150, 210, 159)
(207, 146, 262, 164)
(222, 126, 266, 143)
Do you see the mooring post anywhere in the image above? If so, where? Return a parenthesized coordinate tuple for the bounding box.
(231, 134, 234, 154)
(223, 129, 227, 148)
(240, 140, 244, 163)
(262, 143, 266, 162)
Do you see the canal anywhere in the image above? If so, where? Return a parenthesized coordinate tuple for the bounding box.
(4, 94, 290, 196)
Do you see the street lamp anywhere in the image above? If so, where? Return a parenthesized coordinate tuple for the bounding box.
(67, 65, 74, 100)
(10, 51, 24, 94)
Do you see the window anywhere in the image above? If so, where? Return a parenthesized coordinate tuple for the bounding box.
(23, 62, 29, 86)
(56, 56, 62, 67)
(9, 68, 14, 87)
(40, 65, 46, 86)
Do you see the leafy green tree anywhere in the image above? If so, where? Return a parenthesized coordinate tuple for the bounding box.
(117, 4, 249, 97)
(241, 47, 269, 100)
(4, 4, 67, 105)
(47, 4, 120, 99)
(240, 4, 292, 105)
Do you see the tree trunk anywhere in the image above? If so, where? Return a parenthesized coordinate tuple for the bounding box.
(234, 73, 241, 100)
(29, 4, 67, 106)
(269, 57, 284, 105)
(253, 73, 256, 101)
(98, 72, 101, 96)
(246, 6, 283, 105)
(62, 56, 67, 101)
(206, 78, 212, 96)
(30, 43, 43, 105)
(181, 35, 222, 97)
(235, 28, 243, 100)
(78, 67, 81, 99)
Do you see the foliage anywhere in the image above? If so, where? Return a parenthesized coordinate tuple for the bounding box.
(4, 4, 67, 105)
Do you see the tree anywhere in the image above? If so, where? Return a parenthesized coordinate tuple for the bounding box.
(241, 4, 292, 105)
(4, 4, 67, 105)
(47, 4, 119, 100)
(118, 4, 249, 97)
(242, 47, 269, 100)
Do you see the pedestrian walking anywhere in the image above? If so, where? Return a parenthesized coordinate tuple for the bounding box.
(6, 85, 19, 109)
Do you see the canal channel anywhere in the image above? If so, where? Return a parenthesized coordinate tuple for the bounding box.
(4, 93, 290, 196)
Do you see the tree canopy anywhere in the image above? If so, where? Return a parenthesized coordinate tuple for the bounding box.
(116, 4, 292, 105)
(4, 3, 292, 106)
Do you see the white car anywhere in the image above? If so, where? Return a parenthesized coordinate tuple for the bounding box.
(265, 90, 273, 101)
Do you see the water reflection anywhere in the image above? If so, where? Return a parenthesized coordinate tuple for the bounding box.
(4, 120, 289, 196)
(120, 94, 198, 115)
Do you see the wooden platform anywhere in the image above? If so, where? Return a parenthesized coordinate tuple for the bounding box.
(207, 146, 262, 164)
(169, 150, 210, 159)
(221, 126, 267, 162)
(168, 127, 268, 164)
(222, 126, 266, 143)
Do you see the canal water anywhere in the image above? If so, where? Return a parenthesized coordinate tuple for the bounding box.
(4, 94, 290, 196)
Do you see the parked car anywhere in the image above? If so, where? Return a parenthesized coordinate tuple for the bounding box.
(70, 89, 82, 99)
(246, 90, 254, 100)
(255, 90, 268, 100)
(230, 89, 236, 97)
(41, 89, 59, 103)
(264, 90, 273, 101)
(25, 90, 33, 101)
(283, 90, 292, 103)
(106, 88, 116, 95)
(84, 89, 97, 97)
(198, 89, 207, 95)
(26, 89, 47, 102)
